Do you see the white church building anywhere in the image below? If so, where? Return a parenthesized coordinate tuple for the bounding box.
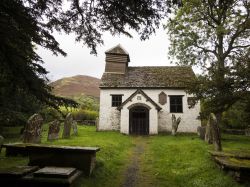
(98, 44, 201, 135)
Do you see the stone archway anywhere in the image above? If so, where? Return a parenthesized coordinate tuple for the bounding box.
(129, 106, 149, 135)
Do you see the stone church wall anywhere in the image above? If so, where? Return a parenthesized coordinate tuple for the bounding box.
(99, 89, 201, 134)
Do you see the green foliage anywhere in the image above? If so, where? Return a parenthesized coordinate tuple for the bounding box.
(71, 109, 98, 121)
(166, 0, 250, 120)
(40, 107, 63, 122)
(1, 0, 178, 128)
(221, 99, 250, 129)
(74, 95, 99, 111)
(0, 0, 78, 127)
(60, 107, 98, 121)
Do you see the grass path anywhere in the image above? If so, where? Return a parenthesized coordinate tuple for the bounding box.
(121, 137, 149, 187)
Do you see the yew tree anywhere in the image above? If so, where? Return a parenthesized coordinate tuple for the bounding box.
(167, 0, 250, 123)
(0, 0, 179, 128)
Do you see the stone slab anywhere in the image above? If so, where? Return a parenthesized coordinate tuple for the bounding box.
(2, 143, 29, 156)
(209, 151, 250, 160)
(27, 144, 100, 153)
(22, 169, 82, 187)
(0, 166, 39, 178)
(26, 145, 100, 175)
(34, 167, 77, 179)
(214, 156, 250, 170)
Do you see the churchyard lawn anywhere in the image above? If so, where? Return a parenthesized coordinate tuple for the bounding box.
(1, 125, 250, 187)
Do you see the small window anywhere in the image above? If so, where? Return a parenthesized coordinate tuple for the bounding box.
(170, 96, 183, 113)
(111, 95, 122, 107)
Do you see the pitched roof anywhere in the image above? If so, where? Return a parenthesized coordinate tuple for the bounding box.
(117, 89, 162, 111)
(100, 66, 195, 88)
(105, 44, 129, 55)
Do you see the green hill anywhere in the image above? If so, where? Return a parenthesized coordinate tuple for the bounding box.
(50, 75, 100, 111)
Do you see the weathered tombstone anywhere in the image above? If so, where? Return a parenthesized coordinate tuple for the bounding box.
(0, 135, 4, 153)
(47, 120, 60, 141)
(205, 117, 213, 144)
(72, 121, 78, 136)
(171, 114, 181, 136)
(245, 128, 250, 136)
(23, 114, 43, 143)
(205, 113, 222, 151)
(62, 113, 73, 139)
(95, 117, 99, 131)
(197, 126, 206, 140)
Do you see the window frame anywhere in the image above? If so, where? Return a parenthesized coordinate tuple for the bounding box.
(111, 94, 123, 107)
(169, 95, 184, 113)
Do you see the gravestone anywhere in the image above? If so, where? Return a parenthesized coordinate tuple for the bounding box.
(206, 113, 222, 151)
(72, 121, 78, 136)
(23, 114, 43, 143)
(171, 114, 181, 136)
(0, 135, 4, 153)
(245, 128, 250, 136)
(62, 113, 73, 139)
(95, 117, 99, 131)
(47, 120, 60, 141)
(197, 126, 206, 140)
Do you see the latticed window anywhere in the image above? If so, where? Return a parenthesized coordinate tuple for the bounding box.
(170, 96, 183, 113)
(111, 95, 122, 107)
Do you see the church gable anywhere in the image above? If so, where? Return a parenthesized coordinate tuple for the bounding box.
(117, 89, 162, 111)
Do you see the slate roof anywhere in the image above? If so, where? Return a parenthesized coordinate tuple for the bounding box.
(100, 66, 195, 88)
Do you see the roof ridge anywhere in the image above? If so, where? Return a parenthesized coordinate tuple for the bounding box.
(128, 66, 192, 68)
(105, 44, 129, 55)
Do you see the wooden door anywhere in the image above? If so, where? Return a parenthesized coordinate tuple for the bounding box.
(129, 106, 149, 135)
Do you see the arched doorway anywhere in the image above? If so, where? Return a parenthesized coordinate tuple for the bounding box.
(129, 106, 149, 135)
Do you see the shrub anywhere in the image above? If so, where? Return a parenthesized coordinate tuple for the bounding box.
(71, 109, 98, 121)
(40, 107, 63, 122)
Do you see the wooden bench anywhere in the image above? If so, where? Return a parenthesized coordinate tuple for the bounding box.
(26, 145, 100, 176)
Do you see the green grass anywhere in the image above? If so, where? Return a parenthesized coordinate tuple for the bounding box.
(0, 126, 250, 187)
(139, 135, 247, 187)
(1, 125, 134, 187)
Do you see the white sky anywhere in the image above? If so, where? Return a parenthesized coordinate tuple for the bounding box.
(37, 26, 173, 81)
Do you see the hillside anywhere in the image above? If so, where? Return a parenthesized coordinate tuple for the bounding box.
(50, 75, 100, 99)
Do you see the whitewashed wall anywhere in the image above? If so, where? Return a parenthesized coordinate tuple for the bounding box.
(99, 89, 201, 134)
(120, 92, 158, 135)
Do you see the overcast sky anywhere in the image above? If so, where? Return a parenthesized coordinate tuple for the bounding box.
(37, 25, 172, 81)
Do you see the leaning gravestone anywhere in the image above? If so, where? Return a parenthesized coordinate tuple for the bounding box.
(72, 121, 78, 136)
(95, 117, 99, 131)
(197, 126, 206, 140)
(171, 114, 181, 136)
(62, 113, 73, 139)
(0, 135, 4, 153)
(23, 114, 43, 143)
(47, 120, 60, 141)
(245, 128, 250, 136)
